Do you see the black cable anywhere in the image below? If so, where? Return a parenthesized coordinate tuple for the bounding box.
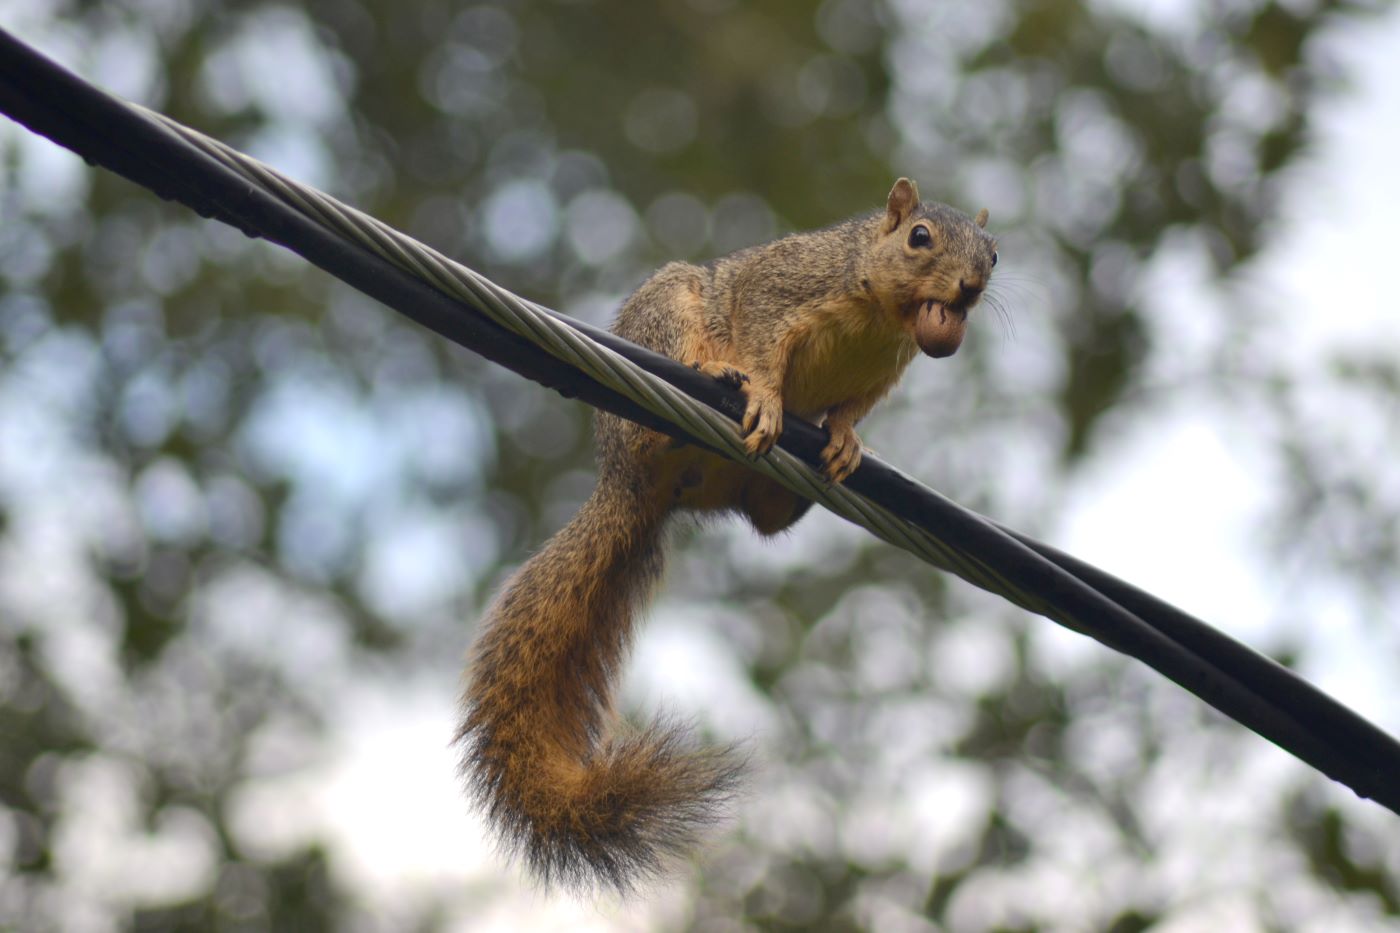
(2, 27, 1396, 814)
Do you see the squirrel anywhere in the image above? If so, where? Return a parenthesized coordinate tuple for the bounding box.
(456, 178, 998, 893)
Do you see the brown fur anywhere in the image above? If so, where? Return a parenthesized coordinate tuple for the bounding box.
(457, 179, 998, 893)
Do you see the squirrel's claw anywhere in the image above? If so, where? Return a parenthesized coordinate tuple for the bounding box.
(741, 392, 782, 456)
(821, 422, 863, 483)
(693, 360, 750, 390)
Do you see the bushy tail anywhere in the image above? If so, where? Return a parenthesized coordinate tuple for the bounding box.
(456, 480, 743, 892)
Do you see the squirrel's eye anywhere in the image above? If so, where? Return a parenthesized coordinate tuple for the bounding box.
(908, 225, 932, 248)
(992, 251, 999, 267)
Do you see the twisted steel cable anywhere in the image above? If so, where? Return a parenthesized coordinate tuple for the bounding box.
(3, 26, 1397, 814)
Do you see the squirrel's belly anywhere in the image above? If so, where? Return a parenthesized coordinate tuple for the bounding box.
(783, 321, 915, 419)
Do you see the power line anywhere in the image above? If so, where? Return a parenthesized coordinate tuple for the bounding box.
(2, 27, 1396, 815)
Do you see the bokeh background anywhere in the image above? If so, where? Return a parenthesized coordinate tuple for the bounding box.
(3, 0, 1399, 929)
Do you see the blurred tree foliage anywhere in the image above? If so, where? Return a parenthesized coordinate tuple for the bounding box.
(1, 0, 1397, 930)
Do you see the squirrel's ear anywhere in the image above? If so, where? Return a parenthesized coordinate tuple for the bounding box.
(884, 177, 920, 233)
(975, 208, 990, 229)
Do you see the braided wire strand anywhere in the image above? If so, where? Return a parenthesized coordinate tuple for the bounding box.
(132, 105, 1067, 621)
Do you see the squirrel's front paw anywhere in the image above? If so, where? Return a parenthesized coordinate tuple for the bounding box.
(741, 391, 783, 456)
(692, 360, 750, 390)
(821, 422, 863, 483)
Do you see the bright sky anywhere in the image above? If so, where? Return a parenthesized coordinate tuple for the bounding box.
(1057, 5, 1400, 720)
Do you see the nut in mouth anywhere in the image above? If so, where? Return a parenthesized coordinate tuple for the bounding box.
(912, 298, 967, 358)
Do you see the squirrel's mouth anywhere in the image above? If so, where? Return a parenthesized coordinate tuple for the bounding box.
(911, 299, 967, 358)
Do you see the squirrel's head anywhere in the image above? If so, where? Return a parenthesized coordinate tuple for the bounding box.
(872, 177, 998, 358)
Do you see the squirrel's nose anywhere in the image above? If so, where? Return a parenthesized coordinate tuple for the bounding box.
(957, 278, 984, 308)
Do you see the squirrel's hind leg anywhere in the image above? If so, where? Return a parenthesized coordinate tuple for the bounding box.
(738, 472, 812, 535)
